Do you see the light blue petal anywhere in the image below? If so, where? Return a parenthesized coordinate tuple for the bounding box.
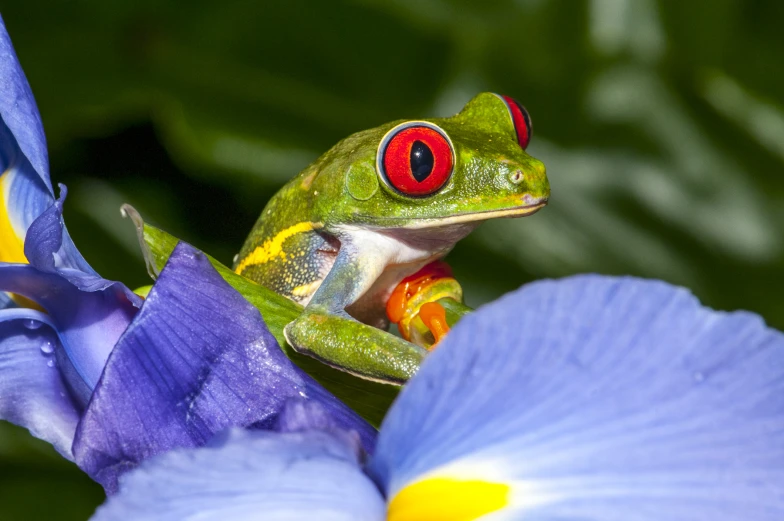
(371, 275, 784, 520)
(91, 428, 386, 521)
(0, 308, 80, 459)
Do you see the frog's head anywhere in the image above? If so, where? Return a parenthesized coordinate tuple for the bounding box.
(309, 92, 549, 231)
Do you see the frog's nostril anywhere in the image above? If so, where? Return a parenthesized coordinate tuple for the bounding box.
(522, 193, 547, 206)
(510, 169, 524, 185)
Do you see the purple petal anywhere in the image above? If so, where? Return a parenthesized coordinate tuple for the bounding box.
(0, 16, 51, 192)
(73, 242, 375, 493)
(275, 398, 368, 462)
(23, 185, 137, 290)
(0, 291, 15, 309)
(23, 184, 97, 276)
(0, 16, 56, 267)
(371, 275, 784, 520)
(0, 308, 80, 459)
(0, 18, 105, 275)
(91, 428, 385, 521)
(0, 97, 53, 265)
(0, 263, 138, 396)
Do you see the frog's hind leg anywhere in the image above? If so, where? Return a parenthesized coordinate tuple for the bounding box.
(283, 243, 426, 385)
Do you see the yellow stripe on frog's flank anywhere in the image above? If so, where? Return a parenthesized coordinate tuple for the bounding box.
(234, 221, 322, 274)
(387, 478, 510, 521)
(0, 169, 27, 264)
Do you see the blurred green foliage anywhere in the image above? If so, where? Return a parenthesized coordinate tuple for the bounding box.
(1, 0, 783, 518)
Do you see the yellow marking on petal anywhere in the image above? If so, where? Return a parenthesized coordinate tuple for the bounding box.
(0, 171, 41, 309)
(0, 170, 27, 264)
(234, 222, 321, 274)
(387, 478, 510, 521)
(291, 279, 322, 297)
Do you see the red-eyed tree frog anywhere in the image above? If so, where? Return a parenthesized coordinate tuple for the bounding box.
(233, 93, 549, 385)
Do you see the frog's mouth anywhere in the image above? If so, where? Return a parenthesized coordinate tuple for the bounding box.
(398, 201, 547, 229)
(354, 194, 548, 230)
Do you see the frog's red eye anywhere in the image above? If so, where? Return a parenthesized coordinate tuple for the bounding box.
(377, 122, 454, 197)
(497, 94, 533, 150)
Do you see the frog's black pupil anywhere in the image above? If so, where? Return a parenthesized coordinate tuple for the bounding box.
(410, 140, 434, 182)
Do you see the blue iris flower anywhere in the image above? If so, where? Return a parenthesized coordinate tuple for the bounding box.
(0, 16, 374, 494)
(93, 275, 784, 520)
(2, 14, 784, 521)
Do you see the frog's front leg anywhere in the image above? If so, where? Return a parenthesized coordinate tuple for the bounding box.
(283, 242, 427, 385)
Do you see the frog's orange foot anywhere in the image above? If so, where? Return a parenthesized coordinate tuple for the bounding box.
(386, 260, 461, 350)
(418, 301, 450, 349)
(385, 260, 454, 326)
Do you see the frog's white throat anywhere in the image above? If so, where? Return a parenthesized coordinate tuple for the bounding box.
(333, 223, 476, 328)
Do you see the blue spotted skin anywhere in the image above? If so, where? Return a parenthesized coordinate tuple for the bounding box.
(234, 93, 549, 384)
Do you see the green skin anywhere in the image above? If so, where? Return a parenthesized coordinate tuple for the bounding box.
(233, 92, 549, 385)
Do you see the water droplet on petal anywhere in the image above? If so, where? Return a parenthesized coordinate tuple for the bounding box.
(24, 319, 42, 330)
(40, 341, 54, 355)
(47, 359, 55, 368)
(693, 371, 705, 383)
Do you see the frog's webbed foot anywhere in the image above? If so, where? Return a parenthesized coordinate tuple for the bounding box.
(284, 312, 426, 385)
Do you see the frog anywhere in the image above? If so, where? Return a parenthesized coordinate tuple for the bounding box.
(233, 92, 549, 385)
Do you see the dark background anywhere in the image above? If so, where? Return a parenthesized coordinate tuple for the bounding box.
(1, 0, 783, 518)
